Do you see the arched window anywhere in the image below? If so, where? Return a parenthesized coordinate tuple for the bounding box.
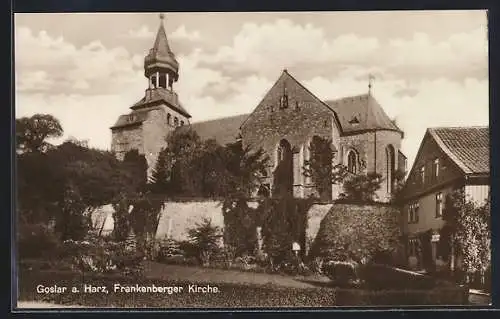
(180, 120, 184, 126)
(347, 150, 358, 174)
(167, 113, 171, 125)
(386, 145, 396, 193)
(174, 117, 179, 126)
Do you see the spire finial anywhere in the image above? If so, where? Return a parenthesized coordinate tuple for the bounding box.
(159, 13, 165, 21)
(368, 74, 375, 95)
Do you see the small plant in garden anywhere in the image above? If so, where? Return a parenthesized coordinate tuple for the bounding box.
(187, 218, 222, 266)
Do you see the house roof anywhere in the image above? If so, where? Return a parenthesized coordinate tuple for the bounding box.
(428, 126, 489, 175)
(131, 88, 191, 118)
(324, 94, 403, 135)
(190, 114, 249, 146)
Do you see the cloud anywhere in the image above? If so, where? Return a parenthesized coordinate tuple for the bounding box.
(15, 27, 144, 96)
(126, 25, 155, 39)
(170, 25, 201, 42)
(199, 18, 487, 83)
(15, 17, 488, 171)
(302, 71, 488, 170)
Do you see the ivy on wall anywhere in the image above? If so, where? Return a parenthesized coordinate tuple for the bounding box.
(308, 204, 401, 263)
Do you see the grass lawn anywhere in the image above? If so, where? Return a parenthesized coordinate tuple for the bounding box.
(143, 261, 330, 289)
(16, 261, 470, 308)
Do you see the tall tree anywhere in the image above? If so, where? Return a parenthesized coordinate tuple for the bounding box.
(16, 114, 63, 153)
(302, 136, 348, 200)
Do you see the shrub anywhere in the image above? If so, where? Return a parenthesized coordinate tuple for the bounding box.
(57, 236, 144, 276)
(322, 260, 361, 287)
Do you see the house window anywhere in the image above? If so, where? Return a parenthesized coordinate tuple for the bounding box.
(408, 202, 420, 224)
(436, 192, 443, 218)
(420, 166, 425, 185)
(180, 120, 184, 126)
(174, 117, 178, 126)
(347, 150, 358, 174)
(433, 158, 440, 180)
(167, 113, 171, 125)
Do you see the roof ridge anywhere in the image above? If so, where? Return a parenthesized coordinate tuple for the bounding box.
(429, 125, 488, 129)
(191, 113, 249, 125)
(324, 93, 370, 103)
(281, 70, 343, 129)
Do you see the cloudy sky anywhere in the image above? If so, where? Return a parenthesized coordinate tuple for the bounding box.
(15, 11, 488, 170)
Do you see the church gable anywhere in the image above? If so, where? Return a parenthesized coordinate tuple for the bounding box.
(241, 70, 339, 153)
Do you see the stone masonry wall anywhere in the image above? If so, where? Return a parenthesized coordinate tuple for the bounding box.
(241, 71, 341, 196)
(339, 130, 403, 202)
(111, 125, 144, 161)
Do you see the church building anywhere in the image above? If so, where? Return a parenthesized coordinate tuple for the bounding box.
(111, 15, 407, 202)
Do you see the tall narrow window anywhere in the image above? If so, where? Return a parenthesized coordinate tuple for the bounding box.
(167, 113, 171, 125)
(420, 166, 425, 185)
(436, 192, 443, 218)
(347, 150, 358, 174)
(433, 158, 440, 180)
(408, 202, 420, 223)
(174, 117, 178, 126)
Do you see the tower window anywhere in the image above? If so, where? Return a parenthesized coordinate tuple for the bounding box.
(159, 74, 166, 88)
(167, 113, 171, 125)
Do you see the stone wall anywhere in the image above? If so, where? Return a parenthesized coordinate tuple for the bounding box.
(111, 125, 144, 161)
(93, 201, 402, 261)
(241, 71, 341, 197)
(339, 130, 403, 202)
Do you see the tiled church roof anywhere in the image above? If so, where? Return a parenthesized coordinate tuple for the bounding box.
(111, 107, 161, 129)
(324, 94, 403, 135)
(190, 114, 249, 146)
(428, 126, 489, 175)
(130, 88, 191, 118)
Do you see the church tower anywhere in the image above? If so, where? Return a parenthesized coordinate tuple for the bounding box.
(111, 14, 191, 176)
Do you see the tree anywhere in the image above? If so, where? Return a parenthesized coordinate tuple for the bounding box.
(443, 189, 491, 280)
(390, 169, 407, 205)
(162, 127, 205, 196)
(302, 136, 348, 200)
(16, 114, 63, 153)
(339, 170, 383, 203)
(148, 147, 170, 194)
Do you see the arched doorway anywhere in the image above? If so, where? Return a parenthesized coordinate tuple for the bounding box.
(273, 139, 293, 197)
(386, 145, 395, 193)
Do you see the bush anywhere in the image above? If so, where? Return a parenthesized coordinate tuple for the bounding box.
(56, 236, 144, 276)
(18, 223, 61, 259)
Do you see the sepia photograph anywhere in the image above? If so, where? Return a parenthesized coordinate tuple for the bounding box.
(14, 10, 490, 309)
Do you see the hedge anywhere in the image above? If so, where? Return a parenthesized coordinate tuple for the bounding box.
(17, 270, 468, 308)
